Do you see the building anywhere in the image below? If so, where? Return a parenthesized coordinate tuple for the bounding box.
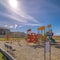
(0, 27, 26, 38)
(0, 27, 10, 37)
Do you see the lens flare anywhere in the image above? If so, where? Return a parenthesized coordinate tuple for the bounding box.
(9, 0, 18, 9)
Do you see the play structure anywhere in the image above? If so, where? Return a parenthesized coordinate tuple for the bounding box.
(38, 24, 56, 43)
(27, 29, 38, 43)
(26, 24, 56, 44)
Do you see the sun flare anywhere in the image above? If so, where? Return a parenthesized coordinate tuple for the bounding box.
(9, 0, 18, 9)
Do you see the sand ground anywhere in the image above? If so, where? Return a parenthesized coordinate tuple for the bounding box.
(0, 40, 60, 60)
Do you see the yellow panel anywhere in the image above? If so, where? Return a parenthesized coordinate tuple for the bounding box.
(47, 24, 51, 28)
(38, 26, 45, 30)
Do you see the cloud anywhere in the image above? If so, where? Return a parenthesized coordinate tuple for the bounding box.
(2, 0, 58, 28)
(23, 0, 60, 20)
(4, 24, 22, 29)
(4, 25, 13, 29)
(54, 33, 60, 36)
(4, 25, 8, 27)
(9, 25, 13, 29)
(19, 26, 23, 28)
(0, 0, 39, 24)
(25, 23, 42, 26)
(0, 12, 27, 23)
(15, 24, 18, 29)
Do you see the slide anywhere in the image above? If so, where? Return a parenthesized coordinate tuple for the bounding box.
(46, 31, 56, 43)
(49, 37, 56, 43)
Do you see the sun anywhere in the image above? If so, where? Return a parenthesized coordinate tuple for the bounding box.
(9, 0, 18, 9)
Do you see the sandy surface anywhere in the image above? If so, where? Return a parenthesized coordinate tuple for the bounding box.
(0, 40, 60, 60)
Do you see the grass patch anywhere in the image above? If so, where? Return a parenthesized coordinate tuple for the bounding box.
(0, 52, 8, 60)
(0, 38, 25, 41)
(0, 52, 3, 60)
(0, 38, 6, 41)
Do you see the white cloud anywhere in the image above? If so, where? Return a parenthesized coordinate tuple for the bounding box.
(19, 26, 23, 28)
(54, 33, 60, 36)
(0, 12, 27, 23)
(9, 25, 13, 29)
(4, 25, 13, 29)
(4, 25, 10, 28)
(15, 24, 18, 29)
(4, 25, 8, 27)
(0, 0, 39, 24)
(25, 23, 42, 26)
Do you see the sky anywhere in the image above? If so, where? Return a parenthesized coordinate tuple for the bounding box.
(0, 0, 60, 35)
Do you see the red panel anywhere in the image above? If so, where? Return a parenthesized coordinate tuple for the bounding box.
(27, 33, 38, 43)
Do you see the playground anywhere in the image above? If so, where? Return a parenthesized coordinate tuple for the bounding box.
(0, 24, 60, 60)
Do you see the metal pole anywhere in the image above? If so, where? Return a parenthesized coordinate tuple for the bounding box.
(49, 43, 51, 60)
(44, 41, 51, 60)
(44, 41, 46, 60)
